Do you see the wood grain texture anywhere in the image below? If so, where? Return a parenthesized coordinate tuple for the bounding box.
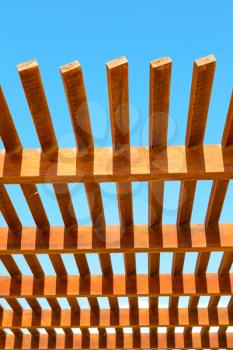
(1, 144, 233, 183)
(0, 55, 232, 344)
(0, 329, 232, 349)
(0, 87, 22, 153)
(0, 273, 232, 298)
(0, 307, 231, 328)
(17, 60, 58, 155)
(185, 55, 216, 147)
(0, 223, 233, 254)
(107, 57, 136, 313)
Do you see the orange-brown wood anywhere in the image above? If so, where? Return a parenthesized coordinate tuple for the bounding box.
(0, 223, 233, 254)
(0, 273, 232, 298)
(148, 57, 172, 295)
(2, 144, 233, 184)
(0, 329, 232, 349)
(0, 307, 231, 328)
(0, 87, 22, 153)
(17, 60, 58, 155)
(0, 55, 233, 347)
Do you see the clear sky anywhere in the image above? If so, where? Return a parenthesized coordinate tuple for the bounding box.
(0, 1, 232, 312)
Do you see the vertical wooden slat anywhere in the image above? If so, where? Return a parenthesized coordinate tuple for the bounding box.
(27, 298, 42, 315)
(0, 185, 22, 279)
(17, 60, 58, 155)
(7, 299, 22, 314)
(177, 55, 216, 311)
(148, 57, 172, 314)
(60, 61, 105, 314)
(12, 330, 23, 349)
(0, 95, 46, 287)
(21, 184, 49, 232)
(60, 61, 93, 152)
(67, 297, 80, 313)
(53, 183, 78, 230)
(185, 55, 216, 147)
(29, 329, 40, 349)
(221, 91, 233, 147)
(107, 57, 137, 313)
(21, 183, 67, 279)
(0, 255, 21, 279)
(24, 255, 45, 279)
(17, 59, 96, 311)
(17, 60, 69, 290)
(0, 86, 22, 153)
(206, 91, 233, 309)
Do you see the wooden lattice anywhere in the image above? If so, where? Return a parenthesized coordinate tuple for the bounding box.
(0, 54, 232, 349)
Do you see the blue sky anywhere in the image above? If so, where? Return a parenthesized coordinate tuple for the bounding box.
(0, 1, 232, 314)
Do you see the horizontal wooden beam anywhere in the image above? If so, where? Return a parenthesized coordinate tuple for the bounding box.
(0, 329, 232, 349)
(1, 145, 233, 184)
(0, 273, 232, 298)
(0, 223, 233, 254)
(0, 307, 232, 328)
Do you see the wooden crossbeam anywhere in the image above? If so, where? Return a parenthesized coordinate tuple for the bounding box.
(0, 307, 232, 328)
(0, 328, 232, 349)
(0, 273, 232, 298)
(2, 144, 233, 184)
(0, 223, 232, 254)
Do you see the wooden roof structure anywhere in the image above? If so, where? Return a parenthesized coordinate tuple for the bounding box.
(0, 54, 232, 349)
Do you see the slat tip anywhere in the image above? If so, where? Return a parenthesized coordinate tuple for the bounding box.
(106, 56, 128, 69)
(60, 61, 81, 74)
(150, 57, 172, 69)
(17, 60, 38, 72)
(195, 54, 216, 67)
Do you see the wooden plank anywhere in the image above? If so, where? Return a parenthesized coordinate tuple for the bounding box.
(53, 183, 78, 230)
(171, 179, 196, 309)
(61, 61, 111, 310)
(0, 273, 232, 298)
(53, 183, 96, 307)
(61, 60, 112, 277)
(0, 185, 22, 233)
(60, 61, 93, 152)
(206, 89, 233, 311)
(0, 87, 22, 153)
(21, 183, 49, 232)
(17, 60, 58, 155)
(182, 55, 216, 312)
(2, 144, 233, 183)
(148, 57, 172, 293)
(1, 223, 233, 254)
(149, 57, 172, 148)
(0, 185, 22, 279)
(218, 251, 233, 275)
(24, 255, 44, 279)
(107, 57, 137, 313)
(0, 307, 231, 328)
(1, 329, 231, 350)
(0, 255, 21, 278)
(222, 91, 233, 147)
(20, 183, 68, 279)
(185, 55, 216, 147)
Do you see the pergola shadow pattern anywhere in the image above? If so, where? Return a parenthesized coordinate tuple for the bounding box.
(0, 54, 232, 349)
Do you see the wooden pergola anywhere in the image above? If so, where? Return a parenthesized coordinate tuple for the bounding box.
(0, 54, 232, 349)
